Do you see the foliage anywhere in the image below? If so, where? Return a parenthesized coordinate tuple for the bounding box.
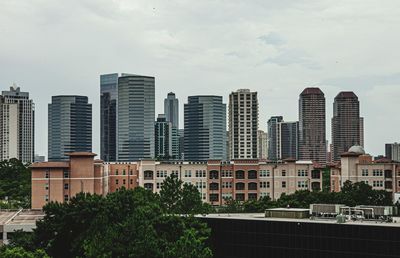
(0, 159, 31, 208)
(0, 247, 49, 258)
(218, 181, 393, 213)
(13, 187, 212, 258)
(159, 174, 211, 215)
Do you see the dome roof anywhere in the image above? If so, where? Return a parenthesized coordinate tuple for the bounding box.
(348, 145, 365, 155)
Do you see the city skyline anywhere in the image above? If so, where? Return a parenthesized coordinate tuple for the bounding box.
(1, 1, 400, 157)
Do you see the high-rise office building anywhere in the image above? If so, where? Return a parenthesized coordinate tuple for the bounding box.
(331, 92, 362, 161)
(184, 96, 226, 161)
(155, 114, 174, 160)
(0, 85, 34, 162)
(257, 130, 268, 160)
(179, 129, 185, 160)
(359, 117, 364, 148)
(48, 96, 92, 161)
(117, 75, 155, 161)
(229, 89, 258, 159)
(298, 87, 326, 164)
(100, 73, 118, 162)
(267, 116, 283, 161)
(164, 92, 179, 129)
(278, 121, 299, 160)
(386, 143, 400, 162)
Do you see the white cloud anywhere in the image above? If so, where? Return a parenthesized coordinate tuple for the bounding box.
(0, 0, 399, 157)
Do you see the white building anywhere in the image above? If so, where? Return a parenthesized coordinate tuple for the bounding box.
(0, 85, 34, 163)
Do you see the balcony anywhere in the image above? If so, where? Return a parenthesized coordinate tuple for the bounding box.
(144, 170, 154, 180)
(209, 182, 219, 191)
(248, 182, 257, 191)
(311, 170, 321, 179)
(144, 183, 153, 191)
(236, 182, 245, 191)
(248, 170, 257, 179)
(235, 170, 245, 180)
(209, 170, 219, 180)
(385, 170, 393, 179)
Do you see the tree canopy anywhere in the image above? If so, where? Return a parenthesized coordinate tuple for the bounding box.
(1, 175, 213, 258)
(0, 158, 31, 209)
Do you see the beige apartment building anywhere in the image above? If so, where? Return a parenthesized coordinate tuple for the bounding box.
(31, 152, 323, 209)
(330, 146, 400, 196)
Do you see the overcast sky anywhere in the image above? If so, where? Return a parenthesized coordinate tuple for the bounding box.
(1, 0, 399, 158)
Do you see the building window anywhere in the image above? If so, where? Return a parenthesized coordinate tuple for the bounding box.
(64, 195, 69, 202)
(248, 170, 257, 179)
(248, 193, 257, 200)
(372, 169, 383, 177)
(282, 181, 286, 188)
(45, 195, 49, 202)
(45, 183, 49, 190)
(45, 170, 49, 178)
(130, 170, 133, 175)
(64, 183, 69, 190)
(116, 179, 119, 185)
(63, 170, 69, 178)
(259, 170, 270, 177)
(235, 170, 245, 179)
(156, 182, 163, 189)
(248, 182, 257, 190)
(184, 170, 192, 177)
(130, 179, 133, 185)
(373, 181, 383, 187)
(282, 170, 286, 177)
(362, 169, 369, 177)
(209, 194, 219, 202)
(297, 181, 308, 188)
(115, 169, 119, 175)
(123, 179, 126, 185)
(260, 192, 270, 198)
(123, 169, 126, 175)
(297, 170, 308, 177)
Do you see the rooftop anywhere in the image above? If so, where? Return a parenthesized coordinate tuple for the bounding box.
(300, 87, 324, 95)
(30, 161, 69, 168)
(200, 213, 400, 228)
(335, 91, 358, 99)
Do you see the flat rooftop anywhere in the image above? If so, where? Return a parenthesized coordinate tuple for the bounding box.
(200, 213, 400, 228)
(0, 210, 44, 228)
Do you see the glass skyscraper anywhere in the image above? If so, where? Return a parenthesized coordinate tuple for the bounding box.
(184, 95, 226, 161)
(117, 75, 155, 161)
(48, 96, 92, 161)
(100, 73, 118, 162)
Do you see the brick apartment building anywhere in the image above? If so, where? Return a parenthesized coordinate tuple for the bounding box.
(31, 152, 323, 209)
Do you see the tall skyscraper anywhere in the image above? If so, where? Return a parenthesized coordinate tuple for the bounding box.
(298, 87, 326, 164)
(117, 75, 155, 161)
(267, 116, 283, 161)
(229, 89, 258, 159)
(359, 117, 364, 148)
(155, 114, 175, 160)
(0, 85, 34, 162)
(331, 91, 362, 161)
(278, 121, 299, 160)
(164, 92, 179, 129)
(257, 130, 268, 160)
(100, 73, 118, 162)
(48, 96, 92, 161)
(386, 143, 400, 162)
(184, 96, 226, 161)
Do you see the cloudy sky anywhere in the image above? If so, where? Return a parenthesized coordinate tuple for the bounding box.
(1, 0, 399, 158)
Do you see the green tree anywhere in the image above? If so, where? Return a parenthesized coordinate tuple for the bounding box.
(0, 159, 31, 208)
(0, 247, 48, 258)
(28, 187, 212, 258)
(159, 174, 209, 215)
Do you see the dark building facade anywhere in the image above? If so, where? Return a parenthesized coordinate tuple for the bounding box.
(202, 217, 400, 258)
(298, 87, 326, 164)
(117, 75, 155, 161)
(386, 143, 400, 162)
(267, 116, 283, 161)
(155, 114, 173, 160)
(279, 121, 299, 160)
(184, 96, 226, 161)
(48, 96, 92, 161)
(100, 73, 118, 162)
(332, 91, 362, 161)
